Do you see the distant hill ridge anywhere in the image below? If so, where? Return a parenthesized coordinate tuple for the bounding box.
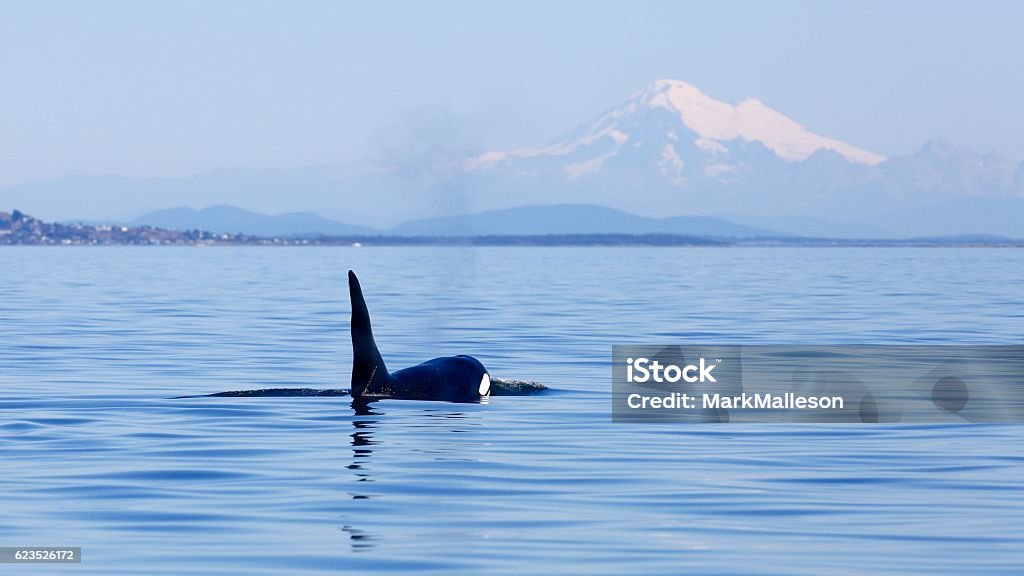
(133, 205, 377, 237)
(131, 204, 785, 238)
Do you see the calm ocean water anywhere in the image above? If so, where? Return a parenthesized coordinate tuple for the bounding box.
(2, 246, 1023, 575)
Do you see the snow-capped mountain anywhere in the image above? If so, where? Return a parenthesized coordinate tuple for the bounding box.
(456, 80, 1021, 230)
(2, 79, 1021, 237)
(468, 79, 884, 175)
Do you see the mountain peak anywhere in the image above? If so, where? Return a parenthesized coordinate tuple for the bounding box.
(468, 79, 886, 173)
(648, 78, 706, 96)
(635, 79, 885, 166)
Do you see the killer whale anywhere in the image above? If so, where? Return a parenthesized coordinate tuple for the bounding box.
(348, 270, 490, 402)
(174, 272, 546, 400)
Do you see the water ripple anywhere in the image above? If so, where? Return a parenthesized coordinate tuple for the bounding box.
(1, 247, 1022, 574)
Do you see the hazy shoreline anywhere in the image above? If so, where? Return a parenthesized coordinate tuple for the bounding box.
(3, 236, 1021, 247)
(3, 210, 1020, 247)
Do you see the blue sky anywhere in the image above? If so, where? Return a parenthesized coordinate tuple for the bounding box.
(0, 0, 1021, 186)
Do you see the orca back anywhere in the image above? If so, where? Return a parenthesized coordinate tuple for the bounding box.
(389, 355, 490, 401)
(348, 270, 490, 402)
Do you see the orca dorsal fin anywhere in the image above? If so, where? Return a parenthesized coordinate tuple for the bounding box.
(348, 270, 389, 396)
